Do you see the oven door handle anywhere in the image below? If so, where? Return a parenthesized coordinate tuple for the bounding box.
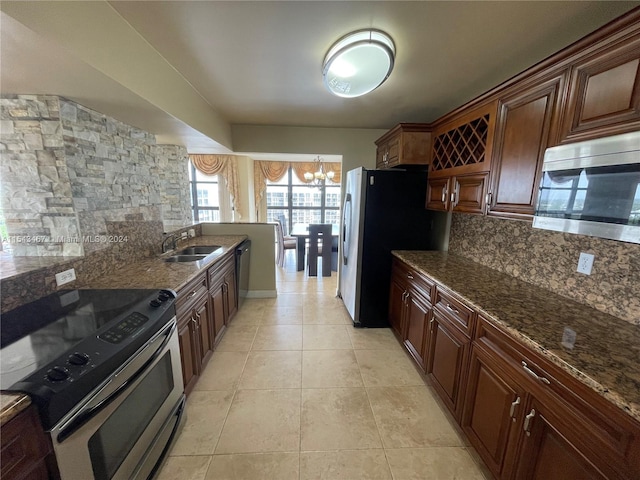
(56, 321, 177, 443)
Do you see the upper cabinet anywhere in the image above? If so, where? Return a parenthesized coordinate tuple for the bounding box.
(486, 73, 566, 218)
(427, 102, 497, 214)
(560, 27, 640, 143)
(375, 123, 431, 169)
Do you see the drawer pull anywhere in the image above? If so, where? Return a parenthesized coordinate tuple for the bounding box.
(188, 290, 197, 299)
(522, 361, 550, 385)
(441, 185, 448, 203)
(510, 396, 521, 420)
(524, 409, 536, 436)
(445, 303, 460, 315)
(407, 273, 414, 280)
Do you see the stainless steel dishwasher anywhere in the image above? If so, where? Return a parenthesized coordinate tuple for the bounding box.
(235, 239, 251, 309)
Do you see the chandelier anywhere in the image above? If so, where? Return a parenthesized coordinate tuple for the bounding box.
(304, 156, 334, 186)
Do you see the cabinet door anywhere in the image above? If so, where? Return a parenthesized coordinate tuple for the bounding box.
(225, 267, 238, 321)
(462, 345, 525, 479)
(489, 76, 563, 218)
(514, 398, 607, 480)
(403, 289, 430, 371)
(388, 276, 406, 337)
(427, 311, 469, 419)
(561, 33, 640, 142)
(426, 177, 450, 211)
(194, 297, 213, 367)
(210, 282, 226, 345)
(178, 319, 198, 394)
(452, 173, 488, 214)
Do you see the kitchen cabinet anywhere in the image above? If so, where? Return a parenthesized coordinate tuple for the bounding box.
(0, 405, 57, 480)
(389, 256, 640, 479)
(375, 123, 431, 169)
(426, 286, 475, 419)
(426, 173, 489, 214)
(388, 258, 434, 370)
(208, 251, 238, 345)
(464, 315, 640, 480)
(176, 271, 213, 395)
(486, 74, 565, 218)
(427, 102, 496, 215)
(560, 27, 640, 143)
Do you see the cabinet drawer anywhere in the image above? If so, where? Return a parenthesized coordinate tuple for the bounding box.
(176, 273, 208, 316)
(392, 259, 434, 303)
(208, 252, 234, 286)
(433, 286, 475, 336)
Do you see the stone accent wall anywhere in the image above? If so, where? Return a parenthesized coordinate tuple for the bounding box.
(0, 95, 192, 256)
(448, 213, 640, 325)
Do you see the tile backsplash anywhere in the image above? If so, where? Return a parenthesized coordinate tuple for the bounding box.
(448, 213, 640, 325)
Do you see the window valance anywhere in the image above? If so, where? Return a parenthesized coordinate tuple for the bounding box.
(190, 154, 240, 215)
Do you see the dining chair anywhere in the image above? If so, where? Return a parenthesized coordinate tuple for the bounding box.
(275, 219, 296, 267)
(307, 224, 332, 277)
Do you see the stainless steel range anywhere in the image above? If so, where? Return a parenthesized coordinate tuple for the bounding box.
(0, 289, 185, 480)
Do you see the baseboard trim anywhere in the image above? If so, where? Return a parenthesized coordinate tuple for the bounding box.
(245, 290, 277, 298)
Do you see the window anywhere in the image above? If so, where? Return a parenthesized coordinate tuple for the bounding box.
(266, 166, 341, 233)
(189, 162, 220, 222)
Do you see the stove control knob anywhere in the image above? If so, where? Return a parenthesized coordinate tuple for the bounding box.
(158, 293, 171, 302)
(46, 366, 70, 382)
(68, 352, 90, 366)
(150, 299, 162, 308)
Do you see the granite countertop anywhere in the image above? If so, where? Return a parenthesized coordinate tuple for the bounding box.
(74, 234, 247, 290)
(393, 250, 640, 422)
(0, 234, 247, 423)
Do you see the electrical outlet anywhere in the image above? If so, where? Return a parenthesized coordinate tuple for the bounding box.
(577, 252, 594, 275)
(55, 268, 76, 286)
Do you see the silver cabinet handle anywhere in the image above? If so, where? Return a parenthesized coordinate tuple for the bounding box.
(522, 361, 551, 385)
(407, 273, 414, 280)
(510, 396, 521, 420)
(430, 317, 435, 332)
(485, 192, 492, 214)
(524, 409, 536, 436)
(445, 303, 460, 315)
(188, 290, 197, 299)
(441, 185, 448, 203)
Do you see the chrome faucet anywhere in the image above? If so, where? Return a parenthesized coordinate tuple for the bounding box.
(161, 233, 179, 253)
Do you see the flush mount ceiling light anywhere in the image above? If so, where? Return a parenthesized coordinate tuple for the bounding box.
(322, 29, 396, 98)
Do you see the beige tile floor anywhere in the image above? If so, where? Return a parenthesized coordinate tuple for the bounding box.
(158, 253, 490, 480)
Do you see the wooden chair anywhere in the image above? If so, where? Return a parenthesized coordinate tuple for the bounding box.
(307, 224, 332, 277)
(275, 219, 296, 267)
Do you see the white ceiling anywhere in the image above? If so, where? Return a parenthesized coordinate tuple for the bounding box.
(1, 1, 639, 154)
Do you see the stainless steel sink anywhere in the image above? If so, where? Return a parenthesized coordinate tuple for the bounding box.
(176, 245, 222, 255)
(164, 254, 208, 263)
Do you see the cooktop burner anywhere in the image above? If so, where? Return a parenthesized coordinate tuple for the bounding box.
(0, 288, 177, 428)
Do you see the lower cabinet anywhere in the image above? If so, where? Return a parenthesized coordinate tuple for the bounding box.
(176, 249, 239, 394)
(0, 404, 57, 480)
(426, 309, 470, 420)
(389, 257, 640, 480)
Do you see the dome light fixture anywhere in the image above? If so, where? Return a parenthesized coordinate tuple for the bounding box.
(322, 29, 396, 98)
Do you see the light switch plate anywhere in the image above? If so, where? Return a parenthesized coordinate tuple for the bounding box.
(577, 252, 594, 275)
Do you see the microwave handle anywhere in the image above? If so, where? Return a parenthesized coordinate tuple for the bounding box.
(56, 321, 177, 443)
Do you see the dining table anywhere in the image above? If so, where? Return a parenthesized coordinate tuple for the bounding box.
(289, 223, 340, 271)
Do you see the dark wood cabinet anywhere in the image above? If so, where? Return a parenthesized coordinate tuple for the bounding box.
(375, 123, 431, 169)
(389, 257, 640, 480)
(0, 405, 57, 480)
(560, 28, 640, 143)
(208, 251, 238, 345)
(487, 74, 565, 219)
(177, 319, 198, 394)
(388, 258, 434, 370)
(209, 275, 227, 344)
(426, 173, 488, 214)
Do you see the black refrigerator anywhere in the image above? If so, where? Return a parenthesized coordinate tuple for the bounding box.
(338, 166, 450, 327)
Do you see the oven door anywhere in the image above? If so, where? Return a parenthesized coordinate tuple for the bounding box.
(50, 318, 184, 480)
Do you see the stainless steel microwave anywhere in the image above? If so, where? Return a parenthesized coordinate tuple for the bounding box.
(532, 131, 640, 244)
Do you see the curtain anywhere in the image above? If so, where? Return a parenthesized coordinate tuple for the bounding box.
(190, 154, 240, 216)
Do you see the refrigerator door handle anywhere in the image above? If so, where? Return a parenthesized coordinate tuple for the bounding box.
(342, 193, 352, 265)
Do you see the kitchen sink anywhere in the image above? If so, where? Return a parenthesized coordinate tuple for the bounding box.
(176, 245, 222, 255)
(164, 254, 208, 262)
